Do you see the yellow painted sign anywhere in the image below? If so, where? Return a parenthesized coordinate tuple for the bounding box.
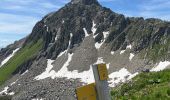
(97, 64, 108, 80)
(76, 83, 97, 100)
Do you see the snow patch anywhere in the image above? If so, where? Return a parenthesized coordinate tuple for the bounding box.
(126, 44, 132, 49)
(95, 31, 109, 49)
(62, 20, 65, 24)
(151, 61, 170, 72)
(0, 86, 15, 95)
(95, 42, 103, 49)
(129, 53, 135, 61)
(10, 79, 18, 86)
(32, 99, 44, 100)
(103, 31, 109, 39)
(57, 50, 67, 58)
(120, 50, 125, 54)
(92, 21, 98, 39)
(21, 70, 28, 76)
(35, 59, 55, 80)
(95, 57, 104, 64)
(106, 63, 110, 69)
(93, 33, 98, 39)
(119, 45, 132, 55)
(55, 34, 59, 41)
(47, 27, 49, 32)
(0, 48, 20, 67)
(91, 21, 97, 35)
(109, 68, 139, 87)
(68, 33, 73, 48)
(111, 22, 113, 26)
(83, 28, 89, 37)
(53, 53, 74, 78)
(95, 57, 110, 69)
(35, 55, 139, 87)
(0, 87, 9, 94)
(111, 51, 115, 55)
(35, 53, 95, 84)
(57, 33, 73, 58)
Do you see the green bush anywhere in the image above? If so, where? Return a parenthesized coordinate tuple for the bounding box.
(167, 88, 170, 96)
(110, 90, 117, 96)
(155, 92, 162, 98)
(111, 69, 170, 99)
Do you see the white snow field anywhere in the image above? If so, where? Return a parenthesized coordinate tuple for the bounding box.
(0, 48, 20, 67)
(109, 68, 139, 87)
(35, 53, 95, 84)
(151, 61, 170, 72)
(35, 56, 139, 87)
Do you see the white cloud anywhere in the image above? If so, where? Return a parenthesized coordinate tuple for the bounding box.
(40, 2, 61, 9)
(137, 0, 170, 21)
(0, 0, 69, 35)
(0, 0, 70, 47)
(0, 13, 39, 34)
(0, 39, 15, 48)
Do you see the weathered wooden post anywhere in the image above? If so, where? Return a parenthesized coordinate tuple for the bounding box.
(92, 64, 111, 100)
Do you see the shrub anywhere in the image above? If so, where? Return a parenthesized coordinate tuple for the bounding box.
(167, 88, 170, 96)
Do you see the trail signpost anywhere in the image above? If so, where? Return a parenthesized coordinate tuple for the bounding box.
(97, 64, 109, 81)
(76, 64, 111, 100)
(76, 83, 97, 100)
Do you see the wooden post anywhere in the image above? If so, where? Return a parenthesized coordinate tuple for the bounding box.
(92, 64, 111, 100)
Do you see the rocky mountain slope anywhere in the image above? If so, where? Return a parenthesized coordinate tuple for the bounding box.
(1, 0, 170, 99)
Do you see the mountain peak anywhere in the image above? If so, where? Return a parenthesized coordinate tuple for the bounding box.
(71, 0, 99, 5)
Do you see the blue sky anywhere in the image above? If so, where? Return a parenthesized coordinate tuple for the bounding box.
(0, 0, 170, 48)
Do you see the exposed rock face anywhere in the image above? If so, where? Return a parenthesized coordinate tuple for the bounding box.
(1, 0, 170, 99)
(71, 0, 99, 5)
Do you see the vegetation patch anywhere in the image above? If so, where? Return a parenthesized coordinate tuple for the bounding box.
(0, 39, 43, 85)
(111, 69, 170, 100)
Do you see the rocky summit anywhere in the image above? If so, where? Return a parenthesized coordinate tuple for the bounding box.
(1, 0, 170, 100)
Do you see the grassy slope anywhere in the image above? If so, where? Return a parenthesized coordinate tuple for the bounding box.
(0, 39, 43, 85)
(111, 69, 170, 100)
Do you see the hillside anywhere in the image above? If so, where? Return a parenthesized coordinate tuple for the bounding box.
(111, 69, 170, 99)
(0, 0, 170, 99)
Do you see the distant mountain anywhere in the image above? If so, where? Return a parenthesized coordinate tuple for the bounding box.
(1, 0, 170, 99)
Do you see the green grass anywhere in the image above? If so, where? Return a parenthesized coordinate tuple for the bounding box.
(0, 39, 43, 85)
(111, 69, 170, 100)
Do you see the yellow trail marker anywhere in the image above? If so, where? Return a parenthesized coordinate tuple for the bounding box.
(76, 83, 97, 100)
(97, 64, 108, 81)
